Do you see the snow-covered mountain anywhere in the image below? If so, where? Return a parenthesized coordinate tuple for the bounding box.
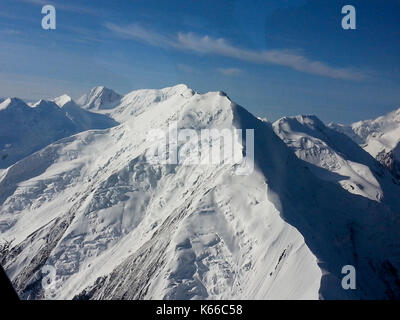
(329, 108, 400, 181)
(53, 94, 118, 130)
(273, 115, 395, 201)
(0, 96, 117, 169)
(0, 98, 78, 169)
(77, 86, 122, 111)
(1, 85, 400, 300)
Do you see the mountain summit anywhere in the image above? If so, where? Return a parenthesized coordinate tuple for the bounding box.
(77, 86, 122, 111)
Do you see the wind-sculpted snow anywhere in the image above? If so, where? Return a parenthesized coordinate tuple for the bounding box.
(1, 85, 400, 300)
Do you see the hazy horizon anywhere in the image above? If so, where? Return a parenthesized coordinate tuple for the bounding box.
(1, 0, 400, 124)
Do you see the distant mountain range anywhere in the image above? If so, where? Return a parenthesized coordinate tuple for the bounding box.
(329, 109, 400, 179)
(0, 90, 118, 168)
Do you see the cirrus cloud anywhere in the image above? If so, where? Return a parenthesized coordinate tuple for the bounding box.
(217, 67, 242, 76)
(105, 23, 367, 81)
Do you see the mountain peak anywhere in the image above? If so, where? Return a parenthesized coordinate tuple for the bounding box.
(31, 99, 61, 110)
(275, 114, 324, 130)
(155, 83, 195, 98)
(89, 86, 107, 96)
(0, 97, 29, 111)
(78, 86, 122, 110)
(53, 94, 73, 107)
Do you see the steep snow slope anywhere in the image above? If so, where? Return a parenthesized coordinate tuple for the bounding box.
(1, 85, 400, 300)
(77, 86, 122, 111)
(0, 97, 117, 169)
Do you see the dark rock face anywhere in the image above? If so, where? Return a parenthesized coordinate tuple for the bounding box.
(376, 147, 400, 180)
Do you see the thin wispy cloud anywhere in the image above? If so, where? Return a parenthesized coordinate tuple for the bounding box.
(217, 67, 242, 76)
(105, 23, 179, 49)
(105, 23, 367, 81)
(176, 63, 197, 73)
(1, 29, 22, 35)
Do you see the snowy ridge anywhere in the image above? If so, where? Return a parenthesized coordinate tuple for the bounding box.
(53, 94, 73, 107)
(0, 85, 400, 300)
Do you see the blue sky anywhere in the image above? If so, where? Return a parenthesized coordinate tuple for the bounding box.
(1, 0, 400, 123)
